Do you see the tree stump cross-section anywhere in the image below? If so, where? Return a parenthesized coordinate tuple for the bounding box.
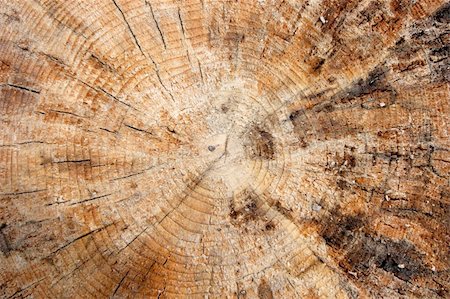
(0, 0, 449, 298)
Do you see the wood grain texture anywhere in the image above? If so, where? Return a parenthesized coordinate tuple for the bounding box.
(0, 0, 448, 298)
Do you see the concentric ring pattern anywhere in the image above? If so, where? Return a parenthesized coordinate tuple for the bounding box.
(0, 0, 449, 298)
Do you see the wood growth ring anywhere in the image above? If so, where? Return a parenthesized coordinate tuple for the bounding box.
(0, 0, 449, 298)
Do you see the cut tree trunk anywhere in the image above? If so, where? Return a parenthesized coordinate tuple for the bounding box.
(0, 0, 449, 298)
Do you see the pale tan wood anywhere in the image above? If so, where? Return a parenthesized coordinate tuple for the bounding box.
(0, 0, 448, 298)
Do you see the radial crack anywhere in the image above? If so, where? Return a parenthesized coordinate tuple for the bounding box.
(111, 0, 145, 56)
(1, 189, 47, 196)
(2, 83, 40, 94)
(69, 193, 114, 206)
(145, 1, 167, 49)
(178, 8, 186, 38)
(111, 270, 129, 297)
(47, 222, 115, 257)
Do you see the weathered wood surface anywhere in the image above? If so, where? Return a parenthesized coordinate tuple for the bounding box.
(0, 0, 449, 298)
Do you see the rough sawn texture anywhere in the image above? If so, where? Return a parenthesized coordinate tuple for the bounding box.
(0, 0, 449, 298)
